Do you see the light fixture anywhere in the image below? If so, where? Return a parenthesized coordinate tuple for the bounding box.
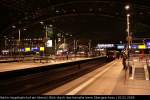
(125, 5, 130, 10)
(73, 9, 76, 12)
(40, 21, 44, 24)
(12, 25, 16, 28)
(56, 10, 59, 13)
(98, 8, 102, 11)
(127, 14, 130, 17)
(89, 8, 93, 12)
(49, 24, 53, 27)
(139, 12, 143, 15)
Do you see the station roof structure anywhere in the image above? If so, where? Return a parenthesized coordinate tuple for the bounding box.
(0, 0, 150, 43)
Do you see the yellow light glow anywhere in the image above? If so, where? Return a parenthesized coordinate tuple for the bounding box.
(25, 47, 30, 52)
(138, 45, 146, 49)
(40, 47, 45, 51)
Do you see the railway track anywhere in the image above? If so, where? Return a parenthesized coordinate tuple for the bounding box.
(0, 57, 107, 95)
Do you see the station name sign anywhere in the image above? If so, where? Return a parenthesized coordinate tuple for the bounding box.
(97, 44, 114, 48)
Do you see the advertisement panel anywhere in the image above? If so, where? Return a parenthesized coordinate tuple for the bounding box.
(46, 40, 52, 47)
(40, 47, 45, 51)
(138, 45, 146, 49)
(25, 47, 30, 52)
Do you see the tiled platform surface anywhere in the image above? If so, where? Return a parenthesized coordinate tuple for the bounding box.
(0, 57, 100, 72)
(77, 60, 150, 95)
(44, 59, 150, 95)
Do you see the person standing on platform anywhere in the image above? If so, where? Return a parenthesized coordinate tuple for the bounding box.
(117, 52, 120, 59)
(122, 53, 127, 69)
(66, 51, 69, 60)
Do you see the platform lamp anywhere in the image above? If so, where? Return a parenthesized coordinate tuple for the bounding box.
(40, 21, 47, 57)
(125, 5, 131, 58)
(12, 25, 21, 58)
(125, 4, 132, 76)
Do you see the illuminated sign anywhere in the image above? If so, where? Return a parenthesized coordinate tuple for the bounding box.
(46, 40, 52, 47)
(131, 45, 138, 49)
(146, 42, 150, 49)
(117, 45, 125, 49)
(2, 50, 9, 53)
(147, 45, 150, 49)
(21, 48, 25, 52)
(138, 45, 146, 49)
(18, 49, 21, 52)
(146, 42, 150, 46)
(40, 47, 45, 51)
(31, 47, 39, 52)
(97, 44, 114, 48)
(25, 47, 30, 52)
(135, 50, 140, 53)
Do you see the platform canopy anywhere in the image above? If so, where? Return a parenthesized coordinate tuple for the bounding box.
(0, 0, 150, 43)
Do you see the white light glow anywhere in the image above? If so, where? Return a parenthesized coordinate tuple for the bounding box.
(127, 14, 130, 17)
(125, 5, 130, 10)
